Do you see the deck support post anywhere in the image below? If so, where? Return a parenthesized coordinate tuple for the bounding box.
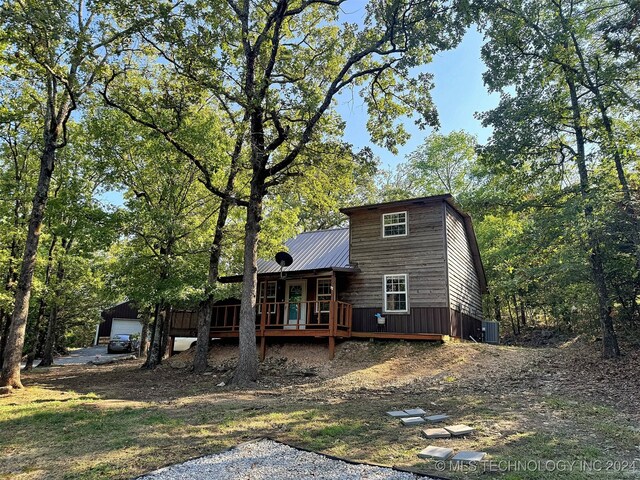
(259, 335, 266, 361)
(328, 271, 338, 360)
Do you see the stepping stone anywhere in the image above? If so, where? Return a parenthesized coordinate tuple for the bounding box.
(422, 428, 451, 439)
(400, 416, 426, 426)
(386, 410, 411, 418)
(451, 451, 486, 463)
(404, 408, 426, 416)
(444, 424, 475, 436)
(425, 414, 449, 423)
(417, 445, 454, 460)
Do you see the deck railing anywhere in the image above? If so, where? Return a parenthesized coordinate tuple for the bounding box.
(209, 300, 352, 336)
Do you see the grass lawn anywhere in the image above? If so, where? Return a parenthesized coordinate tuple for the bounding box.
(1, 337, 639, 479)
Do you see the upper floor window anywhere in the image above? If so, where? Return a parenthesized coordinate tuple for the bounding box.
(384, 274, 408, 313)
(382, 211, 407, 237)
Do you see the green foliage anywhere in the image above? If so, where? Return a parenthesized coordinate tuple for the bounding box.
(277, 145, 380, 230)
(88, 108, 221, 308)
(0, 89, 40, 312)
(468, 0, 640, 339)
(405, 130, 479, 198)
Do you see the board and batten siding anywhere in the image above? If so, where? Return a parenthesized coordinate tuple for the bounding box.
(445, 204, 483, 319)
(342, 203, 447, 310)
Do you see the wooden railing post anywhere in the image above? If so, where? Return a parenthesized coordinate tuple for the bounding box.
(329, 300, 336, 335)
(232, 305, 238, 332)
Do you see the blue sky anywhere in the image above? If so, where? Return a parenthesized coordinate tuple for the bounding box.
(338, 27, 499, 169)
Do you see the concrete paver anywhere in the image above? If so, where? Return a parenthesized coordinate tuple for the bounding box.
(422, 428, 451, 439)
(417, 446, 454, 460)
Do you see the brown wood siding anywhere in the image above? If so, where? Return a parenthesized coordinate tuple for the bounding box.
(171, 309, 196, 330)
(352, 307, 450, 334)
(169, 309, 198, 336)
(342, 204, 447, 309)
(445, 205, 483, 320)
(450, 309, 483, 340)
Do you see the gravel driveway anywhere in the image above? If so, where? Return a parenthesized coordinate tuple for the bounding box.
(22, 345, 135, 368)
(138, 439, 435, 480)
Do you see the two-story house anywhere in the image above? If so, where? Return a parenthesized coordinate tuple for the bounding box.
(169, 194, 487, 359)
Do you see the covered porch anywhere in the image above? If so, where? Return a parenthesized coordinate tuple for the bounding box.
(170, 270, 354, 359)
(212, 298, 352, 359)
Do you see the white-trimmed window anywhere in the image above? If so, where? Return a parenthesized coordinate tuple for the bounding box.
(382, 211, 407, 237)
(258, 281, 277, 314)
(384, 274, 408, 313)
(316, 278, 332, 313)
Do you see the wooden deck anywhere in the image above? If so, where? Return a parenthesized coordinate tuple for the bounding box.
(170, 300, 448, 359)
(170, 300, 352, 359)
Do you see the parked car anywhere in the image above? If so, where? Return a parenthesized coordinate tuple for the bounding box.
(107, 334, 140, 354)
(173, 337, 198, 352)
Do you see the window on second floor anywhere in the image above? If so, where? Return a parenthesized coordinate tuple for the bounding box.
(384, 274, 408, 313)
(382, 211, 407, 237)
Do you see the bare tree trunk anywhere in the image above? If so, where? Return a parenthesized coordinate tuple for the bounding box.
(160, 306, 171, 359)
(507, 297, 518, 336)
(519, 299, 527, 327)
(25, 236, 57, 370)
(142, 304, 159, 369)
(631, 291, 638, 326)
(194, 300, 213, 370)
(139, 317, 149, 358)
(143, 303, 166, 369)
(0, 236, 20, 370)
(193, 197, 233, 373)
(193, 126, 244, 373)
(24, 300, 47, 371)
(1, 139, 58, 389)
(566, 71, 620, 358)
(493, 296, 502, 323)
(0, 311, 9, 370)
(38, 239, 68, 368)
(232, 179, 263, 386)
(38, 305, 59, 368)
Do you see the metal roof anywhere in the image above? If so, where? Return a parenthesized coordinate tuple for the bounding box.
(257, 227, 351, 274)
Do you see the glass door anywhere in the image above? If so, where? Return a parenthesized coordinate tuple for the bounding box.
(284, 280, 307, 329)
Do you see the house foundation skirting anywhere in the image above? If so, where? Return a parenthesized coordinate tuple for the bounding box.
(350, 307, 482, 341)
(168, 306, 481, 360)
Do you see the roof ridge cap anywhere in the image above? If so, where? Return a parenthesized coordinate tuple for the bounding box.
(299, 226, 348, 234)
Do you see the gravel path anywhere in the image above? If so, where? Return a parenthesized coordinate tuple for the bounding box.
(138, 439, 434, 480)
(20, 345, 135, 368)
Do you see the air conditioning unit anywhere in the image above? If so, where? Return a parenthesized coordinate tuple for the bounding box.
(482, 321, 499, 344)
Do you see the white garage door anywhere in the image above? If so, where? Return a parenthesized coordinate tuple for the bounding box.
(110, 318, 143, 338)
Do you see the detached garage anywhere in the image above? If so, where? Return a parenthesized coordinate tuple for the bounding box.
(96, 301, 143, 345)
